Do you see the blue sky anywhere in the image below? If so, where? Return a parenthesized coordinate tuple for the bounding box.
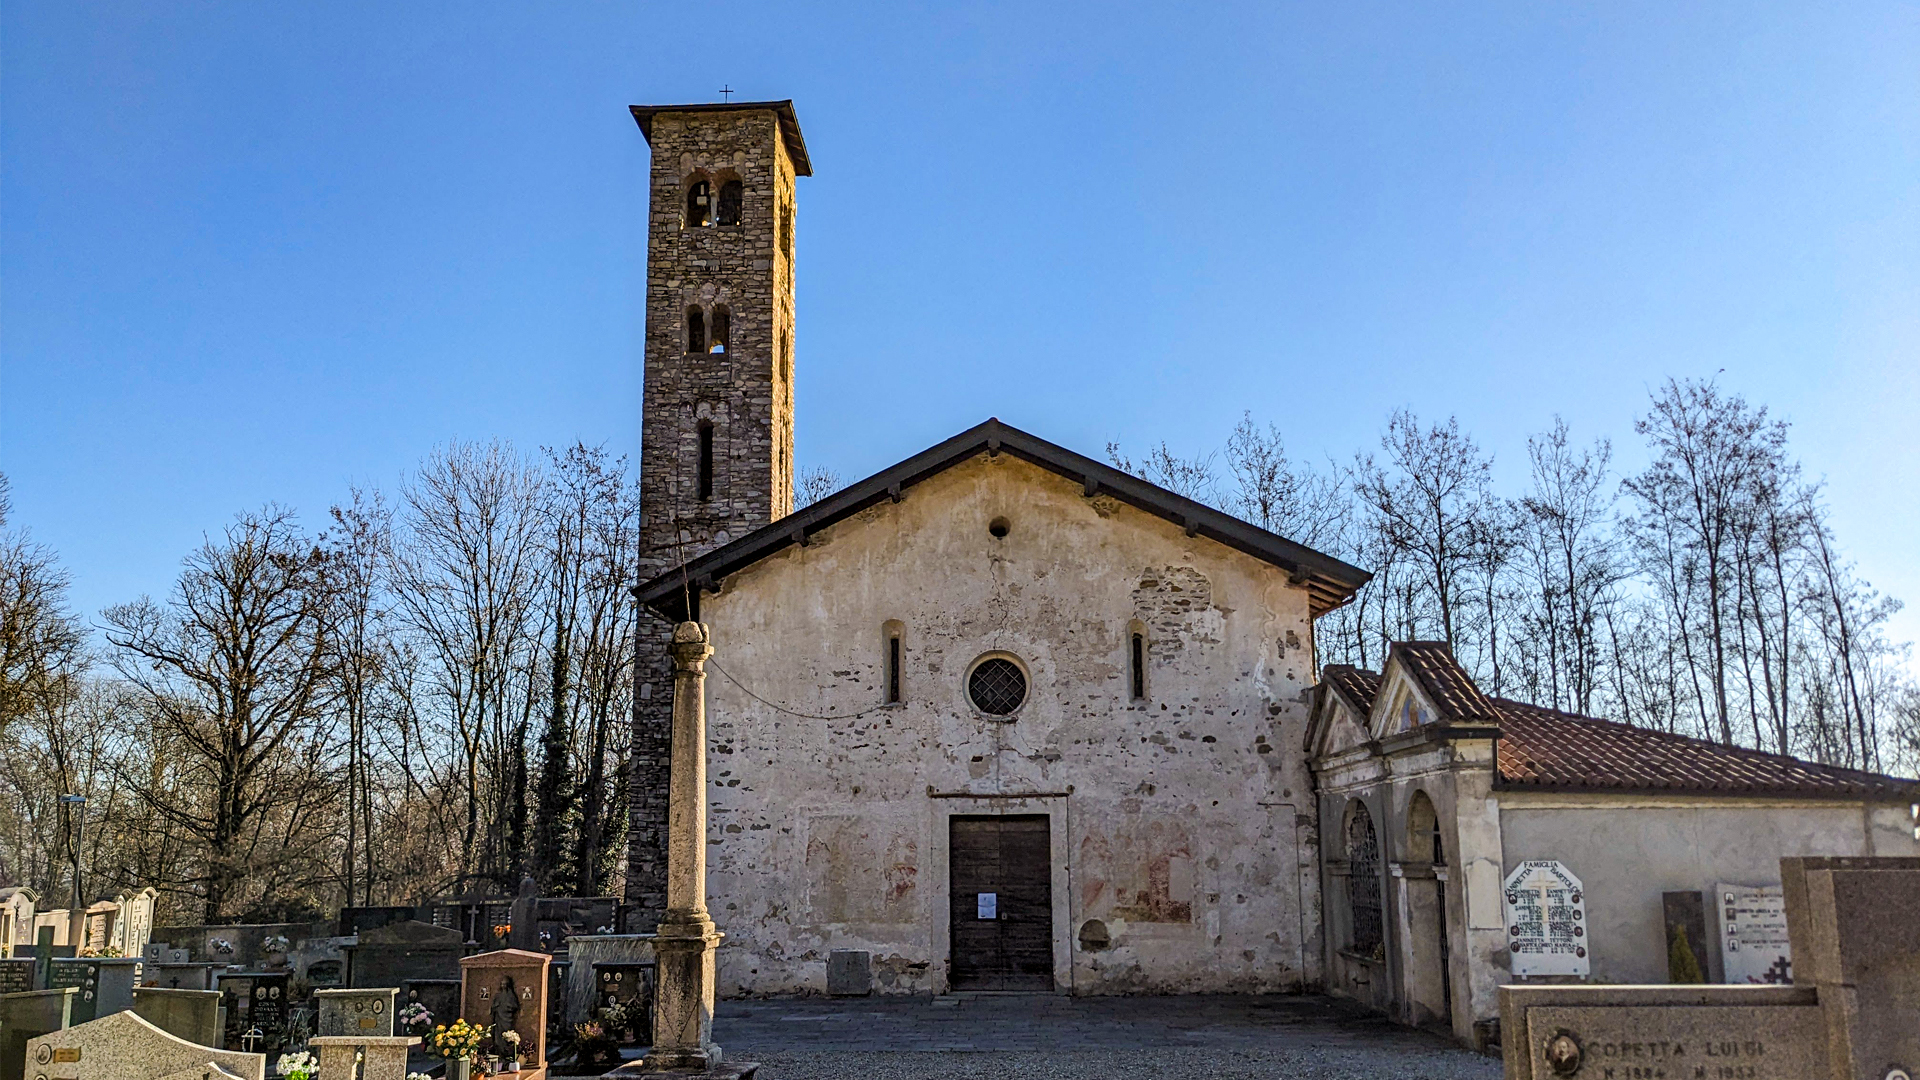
(3, 1, 1917, 658)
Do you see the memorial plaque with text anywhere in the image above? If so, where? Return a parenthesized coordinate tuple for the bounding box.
(1522, 1002, 1825, 1080)
(0, 957, 33, 994)
(1505, 860, 1590, 977)
(1716, 883, 1790, 985)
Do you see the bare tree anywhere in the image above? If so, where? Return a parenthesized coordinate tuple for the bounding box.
(795, 466, 842, 510)
(1107, 441, 1219, 503)
(1623, 379, 1789, 745)
(0, 475, 86, 738)
(1514, 420, 1621, 714)
(390, 442, 546, 890)
(321, 489, 394, 907)
(1221, 413, 1353, 552)
(101, 508, 341, 920)
(1354, 411, 1496, 648)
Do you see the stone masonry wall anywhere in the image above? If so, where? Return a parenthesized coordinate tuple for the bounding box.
(628, 106, 800, 925)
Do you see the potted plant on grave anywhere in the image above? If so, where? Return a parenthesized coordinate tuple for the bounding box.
(429, 1018, 488, 1080)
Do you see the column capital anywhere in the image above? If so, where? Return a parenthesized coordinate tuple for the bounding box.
(671, 621, 713, 668)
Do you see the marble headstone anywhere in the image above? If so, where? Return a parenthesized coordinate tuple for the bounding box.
(307, 1036, 418, 1080)
(313, 987, 395, 1037)
(459, 949, 550, 1070)
(22, 1010, 264, 1080)
(132, 988, 223, 1047)
(0, 988, 75, 1080)
(1502, 860, 1589, 978)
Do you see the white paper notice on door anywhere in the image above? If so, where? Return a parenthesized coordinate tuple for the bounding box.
(977, 892, 997, 919)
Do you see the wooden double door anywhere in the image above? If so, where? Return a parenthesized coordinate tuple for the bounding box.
(948, 815, 1054, 991)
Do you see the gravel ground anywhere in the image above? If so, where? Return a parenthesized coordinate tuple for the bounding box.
(710, 994, 1501, 1080)
(749, 1047, 1499, 1080)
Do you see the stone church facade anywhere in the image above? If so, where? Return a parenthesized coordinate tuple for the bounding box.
(622, 100, 1920, 1026)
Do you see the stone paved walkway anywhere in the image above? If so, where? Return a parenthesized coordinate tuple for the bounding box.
(711, 994, 1501, 1080)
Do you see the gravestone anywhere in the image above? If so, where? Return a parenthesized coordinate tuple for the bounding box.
(458, 949, 549, 1073)
(213, 972, 288, 1055)
(507, 878, 540, 953)
(0, 958, 35, 994)
(29, 927, 56, 991)
(1503, 860, 1589, 978)
(400, 979, 458, 1036)
(1500, 856, 1920, 1080)
(1661, 890, 1710, 983)
(561, 936, 653, 1027)
(0, 988, 75, 1080)
(313, 987, 395, 1036)
(143, 946, 191, 966)
(132, 988, 223, 1047)
(23, 1010, 265, 1080)
(307, 1036, 418, 1080)
(48, 958, 145, 1023)
(345, 920, 466, 989)
(301, 959, 343, 988)
(146, 964, 217, 992)
(591, 963, 653, 1046)
(336, 906, 416, 937)
(1780, 856, 1920, 1080)
(532, 897, 618, 954)
(1718, 882, 1791, 985)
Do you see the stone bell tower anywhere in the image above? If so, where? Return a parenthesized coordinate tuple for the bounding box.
(626, 101, 810, 923)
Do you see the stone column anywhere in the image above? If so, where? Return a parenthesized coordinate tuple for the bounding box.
(644, 622, 724, 1071)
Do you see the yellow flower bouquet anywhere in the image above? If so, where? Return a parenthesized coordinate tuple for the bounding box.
(429, 1018, 489, 1062)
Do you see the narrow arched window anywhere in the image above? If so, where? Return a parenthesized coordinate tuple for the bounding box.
(710, 307, 730, 353)
(687, 309, 706, 354)
(1128, 620, 1148, 701)
(1348, 803, 1383, 956)
(687, 180, 711, 227)
(696, 421, 714, 500)
(780, 202, 793, 261)
(717, 180, 743, 226)
(885, 623, 904, 704)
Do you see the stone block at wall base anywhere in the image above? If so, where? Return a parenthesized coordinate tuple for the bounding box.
(602, 1062, 758, 1080)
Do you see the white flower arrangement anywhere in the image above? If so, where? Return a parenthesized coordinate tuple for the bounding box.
(276, 1050, 317, 1080)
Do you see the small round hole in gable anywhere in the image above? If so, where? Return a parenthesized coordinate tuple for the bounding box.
(988, 517, 1011, 538)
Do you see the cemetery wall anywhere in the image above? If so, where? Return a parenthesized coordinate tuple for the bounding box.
(695, 453, 1324, 996)
(1496, 795, 1920, 985)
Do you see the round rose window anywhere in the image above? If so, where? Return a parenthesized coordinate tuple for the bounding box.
(968, 657, 1027, 716)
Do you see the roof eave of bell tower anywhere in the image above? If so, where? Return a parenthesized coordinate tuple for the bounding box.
(628, 100, 812, 176)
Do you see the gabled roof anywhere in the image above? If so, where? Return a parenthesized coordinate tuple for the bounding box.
(1390, 641, 1501, 724)
(629, 100, 813, 176)
(1309, 641, 1920, 801)
(1494, 698, 1919, 800)
(634, 418, 1372, 622)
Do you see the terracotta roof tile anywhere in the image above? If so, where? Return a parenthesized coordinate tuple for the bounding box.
(1321, 665, 1380, 714)
(1390, 642, 1501, 724)
(1493, 698, 1919, 800)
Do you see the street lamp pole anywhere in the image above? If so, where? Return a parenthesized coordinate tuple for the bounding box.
(57, 794, 86, 912)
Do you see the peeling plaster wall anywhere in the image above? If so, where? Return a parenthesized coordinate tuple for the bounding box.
(696, 453, 1322, 996)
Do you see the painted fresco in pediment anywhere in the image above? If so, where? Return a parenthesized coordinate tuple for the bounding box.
(1370, 665, 1435, 738)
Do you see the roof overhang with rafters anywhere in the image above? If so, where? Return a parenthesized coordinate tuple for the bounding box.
(634, 418, 1372, 622)
(628, 100, 812, 176)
